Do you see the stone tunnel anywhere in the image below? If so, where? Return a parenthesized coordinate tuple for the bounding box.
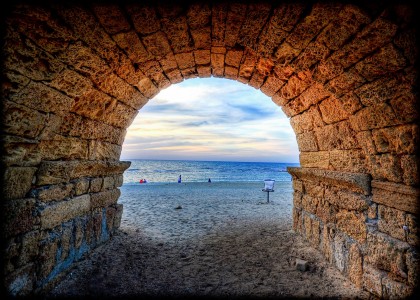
(1, 0, 418, 297)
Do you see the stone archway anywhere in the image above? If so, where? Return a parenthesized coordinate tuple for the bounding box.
(2, 1, 418, 297)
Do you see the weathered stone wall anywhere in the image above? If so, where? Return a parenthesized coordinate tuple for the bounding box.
(2, 0, 418, 297)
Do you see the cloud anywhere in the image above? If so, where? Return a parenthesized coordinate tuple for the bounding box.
(121, 78, 299, 163)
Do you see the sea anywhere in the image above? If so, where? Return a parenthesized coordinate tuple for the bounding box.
(122, 159, 300, 185)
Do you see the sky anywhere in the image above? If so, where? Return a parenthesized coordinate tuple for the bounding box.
(121, 77, 299, 163)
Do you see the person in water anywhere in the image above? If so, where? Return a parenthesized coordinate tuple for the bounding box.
(178, 175, 182, 183)
(208, 178, 211, 183)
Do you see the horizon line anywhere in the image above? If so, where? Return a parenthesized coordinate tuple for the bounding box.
(120, 158, 300, 164)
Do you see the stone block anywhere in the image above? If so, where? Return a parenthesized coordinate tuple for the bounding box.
(48, 69, 93, 99)
(141, 31, 172, 57)
(293, 41, 330, 72)
(339, 92, 363, 115)
(90, 189, 121, 209)
(316, 5, 370, 51)
(112, 31, 150, 63)
(187, 3, 211, 30)
(363, 263, 386, 298)
(90, 177, 103, 193)
(299, 151, 330, 169)
(165, 69, 183, 84)
(40, 194, 90, 230)
(390, 90, 418, 124)
(224, 66, 238, 80)
(368, 154, 403, 183)
(372, 124, 418, 155)
(331, 18, 397, 69)
(301, 194, 318, 215)
(349, 103, 399, 132)
(162, 15, 193, 53)
(303, 181, 324, 198)
(336, 209, 367, 243)
(2, 135, 41, 167)
(114, 174, 124, 188)
(73, 178, 90, 196)
(3, 100, 48, 139)
(296, 131, 318, 152)
(365, 231, 410, 279)
(36, 183, 74, 203)
(193, 49, 211, 65)
(224, 2, 247, 47)
(356, 131, 377, 155)
(324, 187, 369, 212)
(196, 65, 211, 77)
(236, 3, 271, 49)
(225, 49, 243, 67)
(280, 70, 314, 101)
(378, 205, 406, 241)
(325, 68, 365, 98)
(103, 176, 116, 190)
(401, 155, 419, 186)
(329, 149, 368, 173)
(260, 75, 284, 97)
(3, 167, 37, 200)
(348, 243, 363, 288)
(315, 197, 337, 224)
(248, 72, 264, 89)
(274, 41, 301, 67)
(175, 52, 195, 69)
(88, 140, 121, 161)
(181, 67, 199, 79)
(92, 4, 131, 35)
(312, 58, 344, 84)
(371, 180, 419, 214)
(289, 105, 324, 134)
(125, 5, 160, 35)
(56, 43, 110, 83)
(355, 76, 402, 107)
(3, 198, 37, 238)
(355, 43, 407, 82)
(315, 121, 359, 151)
(134, 76, 159, 99)
(211, 2, 227, 46)
(39, 137, 89, 161)
(5, 31, 64, 82)
(10, 81, 74, 116)
(320, 96, 350, 124)
(292, 179, 304, 193)
(36, 161, 130, 186)
(288, 167, 371, 195)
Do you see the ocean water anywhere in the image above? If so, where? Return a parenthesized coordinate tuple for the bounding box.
(122, 159, 299, 185)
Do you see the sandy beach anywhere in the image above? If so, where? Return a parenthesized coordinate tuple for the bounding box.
(45, 182, 369, 298)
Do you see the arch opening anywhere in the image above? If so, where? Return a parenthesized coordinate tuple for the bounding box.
(2, 1, 418, 297)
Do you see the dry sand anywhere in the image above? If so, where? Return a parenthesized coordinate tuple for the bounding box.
(45, 182, 370, 299)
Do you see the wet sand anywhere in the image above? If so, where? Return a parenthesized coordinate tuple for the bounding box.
(46, 182, 369, 299)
